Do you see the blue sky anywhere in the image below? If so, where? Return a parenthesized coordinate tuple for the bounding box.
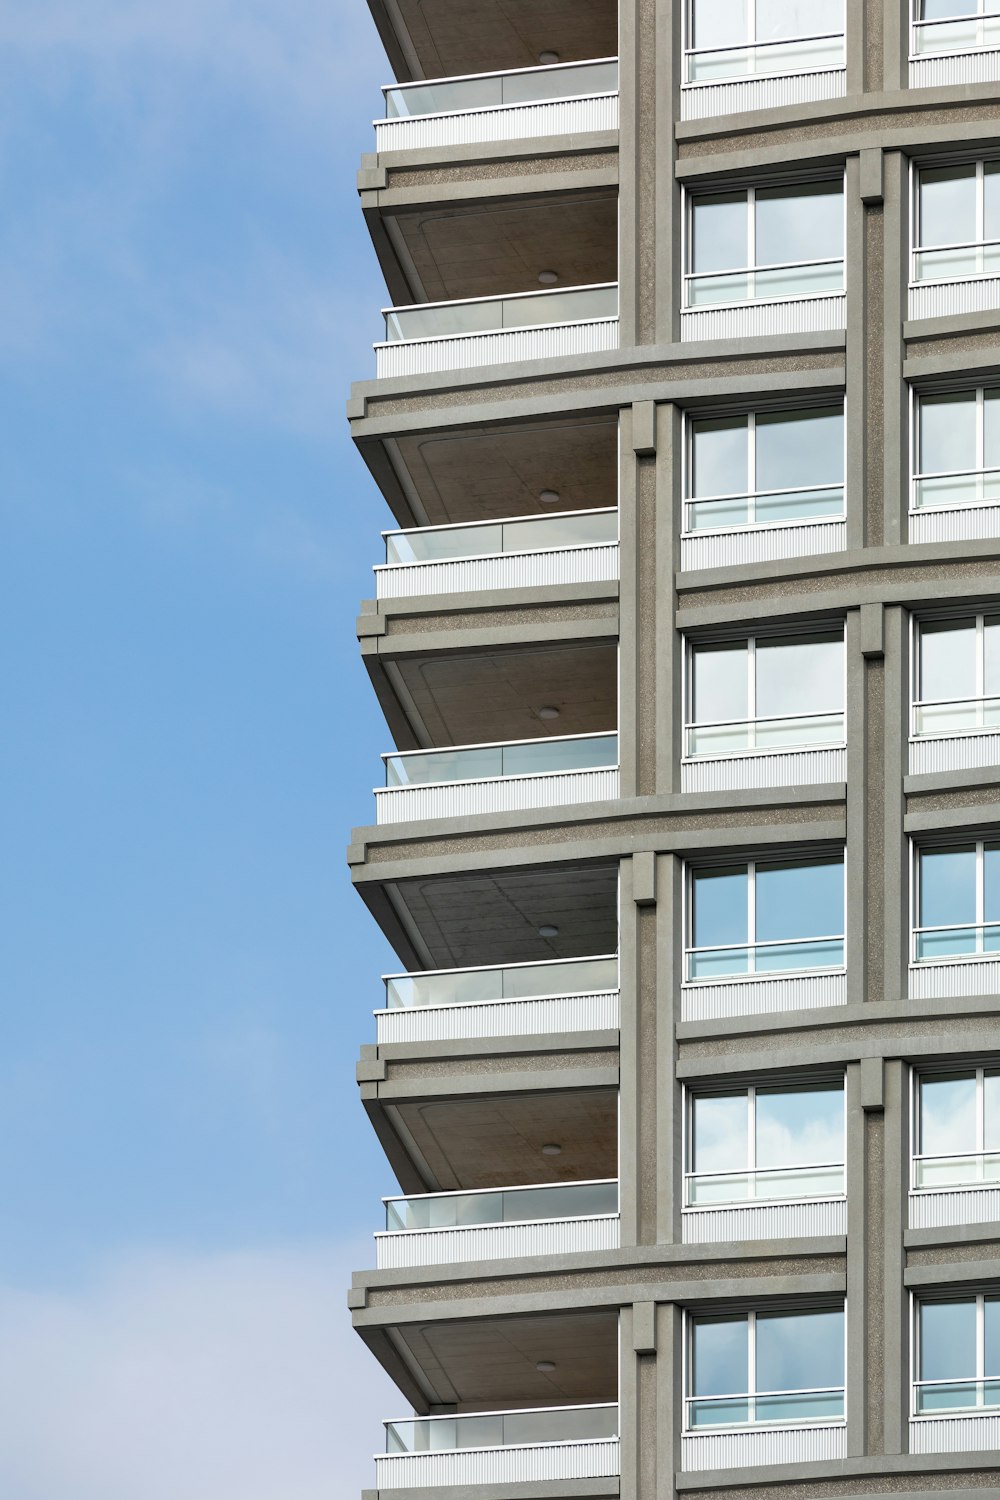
(0, 2, 406, 1492)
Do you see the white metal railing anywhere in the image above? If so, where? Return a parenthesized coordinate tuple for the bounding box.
(914, 1377, 1000, 1415)
(385, 1403, 619, 1454)
(912, 238, 1000, 284)
(384, 1178, 618, 1232)
(685, 1161, 844, 1208)
(685, 1387, 845, 1431)
(908, 954, 1000, 999)
(684, 30, 845, 83)
(383, 58, 618, 118)
(685, 483, 843, 534)
(685, 709, 844, 759)
(912, 1149, 1000, 1190)
(912, 9, 1000, 57)
(376, 283, 619, 378)
(912, 920, 1000, 963)
(912, 693, 1000, 737)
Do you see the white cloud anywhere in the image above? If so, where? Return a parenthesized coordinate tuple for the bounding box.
(0, 1242, 399, 1500)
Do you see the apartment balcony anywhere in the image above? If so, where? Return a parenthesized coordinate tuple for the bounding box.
(681, 31, 846, 121)
(910, 12, 1000, 88)
(683, 1163, 847, 1244)
(680, 261, 846, 344)
(375, 508, 619, 600)
(910, 1152, 1000, 1229)
(375, 732, 619, 824)
(911, 1408, 1000, 1453)
(681, 956, 847, 1024)
(375, 58, 618, 152)
(909, 244, 1000, 322)
(909, 934, 1000, 1000)
(376, 1178, 619, 1269)
(910, 473, 1000, 545)
(376, 283, 619, 378)
(682, 1414, 847, 1471)
(909, 696, 1000, 775)
(376, 1403, 621, 1490)
(681, 710, 846, 794)
(376, 954, 619, 1045)
(681, 490, 846, 572)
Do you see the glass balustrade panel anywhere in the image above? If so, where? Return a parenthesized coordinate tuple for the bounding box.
(688, 34, 843, 81)
(687, 712, 843, 756)
(385, 525, 503, 564)
(501, 1405, 619, 1444)
(385, 301, 500, 342)
(499, 956, 619, 999)
(501, 60, 618, 103)
(385, 76, 505, 117)
(755, 1389, 845, 1422)
(689, 937, 843, 979)
(500, 286, 618, 329)
(915, 16, 982, 50)
(385, 746, 503, 786)
(913, 246, 981, 280)
(500, 510, 618, 552)
(914, 1151, 1000, 1188)
(386, 1407, 615, 1453)
(385, 968, 501, 1009)
(914, 696, 1000, 735)
(915, 925, 981, 959)
(385, 956, 619, 1011)
(500, 734, 618, 777)
(753, 485, 844, 524)
(688, 1163, 844, 1205)
(385, 61, 618, 117)
(754, 260, 844, 298)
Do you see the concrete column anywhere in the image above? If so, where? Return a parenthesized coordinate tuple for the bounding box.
(657, 852, 683, 1246)
(619, 401, 659, 801)
(881, 607, 909, 1001)
(620, 1301, 680, 1500)
(882, 152, 909, 548)
(847, 1059, 887, 1455)
(656, 402, 683, 796)
(882, 1059, 910, 1455)
(619, 851, 660, 1248)
(882, 0, 911, 93)
(847, 0, 886, 93)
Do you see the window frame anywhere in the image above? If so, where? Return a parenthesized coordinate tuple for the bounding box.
(910, 1063, 1000, 1191)
(682, 1077, 847, 1209)
(682, 172, 847, 311)
(682, 624, 847, 759)
(681, 401, 847, 536)
(682, 0, 846, 87)
(910, 383, 1000, 514)
(910, 0, 1000, 60)
(910, 156, 1000, 285)
(910, 836, 1000, 964)
(683, 850, 848, 983)
(909, 609, 1000, 737)
(683, 1303, 849, 1433)
(911, 1290, 1000, 1418)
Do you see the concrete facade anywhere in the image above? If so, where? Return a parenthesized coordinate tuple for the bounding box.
(347, 1, 1000, 1496)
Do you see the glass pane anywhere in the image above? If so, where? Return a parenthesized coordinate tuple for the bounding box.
(693, 1315, 749, 1396)
(985, 844, 1000, 923)
(687, 271, 751, 305)
(919, 392, 977, 476)
(756, 1307, 844, 1393)
(914, 15, 980, 53)
(754, 937, 844, 971)
(753, 712, 844, 749)
(986, 1298, 1000, 1380)
(503, 286, 617, 329)
(502, 1406, 618, 1444)
(985, 1073, 1000, 1152)
(755, 1390, 844, 1422)
(689, 1396, 751, 1426)
(919, 1298, 977, 1381)
(916, 1380, 982, 1413)
(692, 865, 748, 948)
(755, 857, 844, 943)
(501, 956, 619, 1000)
(691, 643, 747, 724)
(692, 1091, 749, 1174)
(756, 634, 843, 718)
(753, 261, 844, 299)
(919, 1073, 978, 1156)
(755, 182, 844, 267)
(754, 486, 844, 524)
(501, 734, 617, 776)
(754, 1164, 844, 1198)
(915, 926, 978, 959)
(386, 968, 501, 1008)
(691, 416, 748, 498)
(913, 245, 980, 281)
(385, 77, 504, 117)
(688, 722, 755, 756)
(687, 495, 752, 530)
(692, 0, 748, 48)
(386, 300, 499, 341)
(985, 390, 1000, 471)
(913, 475, 981, 511)
(386, 524, 504, 563)
(756, 0, 832, 38)
(501, 60, 620, 105)
(690, 944, 752, 978)
(986, 162, 1000, 245)
(918, 619, 977, 704)
(919, 165, 977, 249)
(914, 1153, 981, 1188)
(919, 0, 979, 15)
(386, 746, 502, 785)
(500, 512, 618, 553)
(692, 193, 748, 273)
(755, 1083, 844, 1169)
(918, 845, 977, 927)
(689, 1169, 754, 1204)
(756, 407, 844, 491)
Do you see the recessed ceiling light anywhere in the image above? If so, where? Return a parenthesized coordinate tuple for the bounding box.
(539, 489, 561, 504)
(542, 1143, 563, 1156)
(538, 924, 559, 938)
(537, 269, 559, 285)
(536, 1360, 557, 1372)
(538, 706, 560, 720)
(538, 51, 560, 64)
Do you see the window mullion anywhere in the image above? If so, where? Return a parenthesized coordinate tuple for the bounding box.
(748, 861, 756, 974)
(977, 841, 985, 951)
(748, 189, 756, 299)
(748, 412, 757, 525)
(978, 161, 985, 275)
(748, 637, 756, 747)
(978, 387, 985, 505)
(977, 1067, 986, 1160)
(978, 1294, 986, 1405)
(748, 1311, 757, 1425)
(748, 1086, 757, 1184)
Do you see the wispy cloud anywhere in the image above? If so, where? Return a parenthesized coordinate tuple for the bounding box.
(0, 1241, 398, 1500)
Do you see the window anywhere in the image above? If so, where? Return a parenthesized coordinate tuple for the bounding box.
(913, 1067, 1000, 1188)
(687, 1306, 845, 1428)
(912, 0, 1000, 58)
(686, 0, 845, 83)
(685, 405, 844, 532)
(686, 1080, 845, 1205)
(913, 841, 1000, 961)
(915, 1294, 1000, 1414)
(912, 615, 1000, 736)
(686, 180, 844, 307)
(687, 854, 845, 979)
(686, 630, 844, 756)
(913, 161, 1000, 282)
(912, 386, 1000, 511)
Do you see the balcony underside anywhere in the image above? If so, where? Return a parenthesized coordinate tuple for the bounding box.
(368, 0, 616, 83)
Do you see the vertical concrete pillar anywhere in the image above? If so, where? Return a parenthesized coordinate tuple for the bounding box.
(882, 1058, 910, 1455)
(882, 0, 911, 93)
(656, 402, 683, 796)
(847, 1059, 887, 1455)
(620, 401, 659, 801)
(882, 152, 909, 547)
(882, 607, 909, 1001)
(657, 852, 684, 1246)
(619, 850, 660, 1248)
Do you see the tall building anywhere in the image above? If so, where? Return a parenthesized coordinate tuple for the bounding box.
(346, 3, 1000, 1497)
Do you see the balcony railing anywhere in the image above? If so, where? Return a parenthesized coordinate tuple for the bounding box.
(681, 500, 846, 572)
(911, 12, 1000, 87)
(909, 240, 1000, 320)
(913, 921, 1000, 962)
(909, 693, 1000, 774)
(375, 508, 619, 599)
(680, 261, 846, 342)
(375, 731, 619, 824)
(687, 935, 844, 982)
(376, 955, 620, 1044)
(911, 1407, 1000, 1452)
(681, 31, 846, 120)
(376, 283, 619, 378)
(681, 955, 847, 1023)
(682, 710, 846, 792)
(681, 1393, 846, 1470)
(910, 470, 1000, 544)
(375, 1179, 620, 1268)
(376, 59, 619, 151)
(686, 1162, 844, 1207)
(681, 1161, 848, 1243)
(376, 1403, 621, 1489)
